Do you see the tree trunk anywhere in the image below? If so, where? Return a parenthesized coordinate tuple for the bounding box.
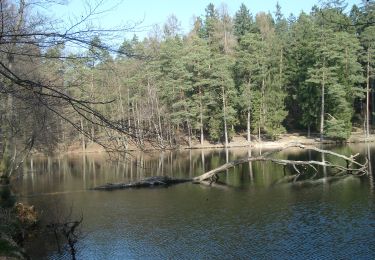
(279, 48, 283, 87)
(90, 70, 95, 143)
(366, 50, 370, 138)
(247, 111, 251, 143)
(222, 86, 228, 148)
(80, 118, 85, 151)
(155, 95, 163, 146)
(247, 78, 252, 144)
(320, 69, 325, 142)
(134, 102, 142, 146)
(199, 87, 204, 145)
(261, 78, 265, 132)
(258, 98, 262, 143)
(187, 122, 192, 148)
(117, 84, 128, 149)
(127, 89, 132, 135)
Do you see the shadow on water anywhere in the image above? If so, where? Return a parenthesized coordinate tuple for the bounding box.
(12, 144, 375, 259)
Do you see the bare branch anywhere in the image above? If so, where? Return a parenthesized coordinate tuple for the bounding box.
(193, 143, 368, 183)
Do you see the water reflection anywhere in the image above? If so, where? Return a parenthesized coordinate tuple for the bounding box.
(366, 144, 374, 191)
(17, 144, 375, 195)
(14, 145, 375, 259)
(248, 148, 254, 182)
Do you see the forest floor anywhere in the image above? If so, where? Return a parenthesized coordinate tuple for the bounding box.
(63, 131, 375, 154)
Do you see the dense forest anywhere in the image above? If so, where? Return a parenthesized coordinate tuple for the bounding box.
(0, 0, 375, 172)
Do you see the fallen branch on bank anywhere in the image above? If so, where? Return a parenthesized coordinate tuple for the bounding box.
(92, 143, 368, 190)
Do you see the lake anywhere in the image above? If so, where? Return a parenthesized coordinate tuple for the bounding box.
(14, 144, 375, 259)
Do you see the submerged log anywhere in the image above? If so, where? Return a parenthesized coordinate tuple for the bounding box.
(92, 176, 192, 190)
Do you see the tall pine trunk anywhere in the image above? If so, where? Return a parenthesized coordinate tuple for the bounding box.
(247, 111, 251, 143)
(247, 79, 252, 143)
(199, 87, 204, 145)
(366, 50, 370, 138)
(187, 122, 192, 148)
(320, 69, 325, 142)
(222, 86, 228, 148)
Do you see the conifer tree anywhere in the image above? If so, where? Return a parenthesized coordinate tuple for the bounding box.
(233, 3, 254, 39)
(184, 35, 212, 144)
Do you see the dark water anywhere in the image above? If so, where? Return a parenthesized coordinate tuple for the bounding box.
(14, 145, 375, 259)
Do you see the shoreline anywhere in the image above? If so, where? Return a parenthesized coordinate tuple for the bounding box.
(52, 132, 375, 155)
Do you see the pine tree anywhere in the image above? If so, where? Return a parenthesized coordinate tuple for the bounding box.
(158, 37, 195, 145)
(208, 53, 237, 145)
(287, 13, 320, 135)
(235, 33, 264, 142)
(361, 26, 375, 136)
(233, 3, 254, 39)
(306, 26, 363, 140)
(184, 35, 212, 144)
(203, 3, 219, 45)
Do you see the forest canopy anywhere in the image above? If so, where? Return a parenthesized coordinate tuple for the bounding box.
(0, 0, 375, 177)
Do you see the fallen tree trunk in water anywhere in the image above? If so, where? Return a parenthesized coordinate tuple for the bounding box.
(193, 143, 368, 183)
(92, 176, 192, 190)
(92, 143, 368, 190)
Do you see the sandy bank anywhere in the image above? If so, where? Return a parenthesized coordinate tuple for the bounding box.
(59, 132, 375, 155)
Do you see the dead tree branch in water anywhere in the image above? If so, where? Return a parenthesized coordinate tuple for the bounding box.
(193, 143, 368, 183)
(93, 143, 368, 190)
(46, 204, 83, 260)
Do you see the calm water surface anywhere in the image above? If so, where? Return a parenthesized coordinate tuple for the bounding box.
(14, 145, 375, 259)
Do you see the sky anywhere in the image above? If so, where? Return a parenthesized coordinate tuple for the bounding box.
(51, 0, 363, 41)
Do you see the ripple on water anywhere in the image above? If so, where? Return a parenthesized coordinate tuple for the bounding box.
(19, 147, 375, 259)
